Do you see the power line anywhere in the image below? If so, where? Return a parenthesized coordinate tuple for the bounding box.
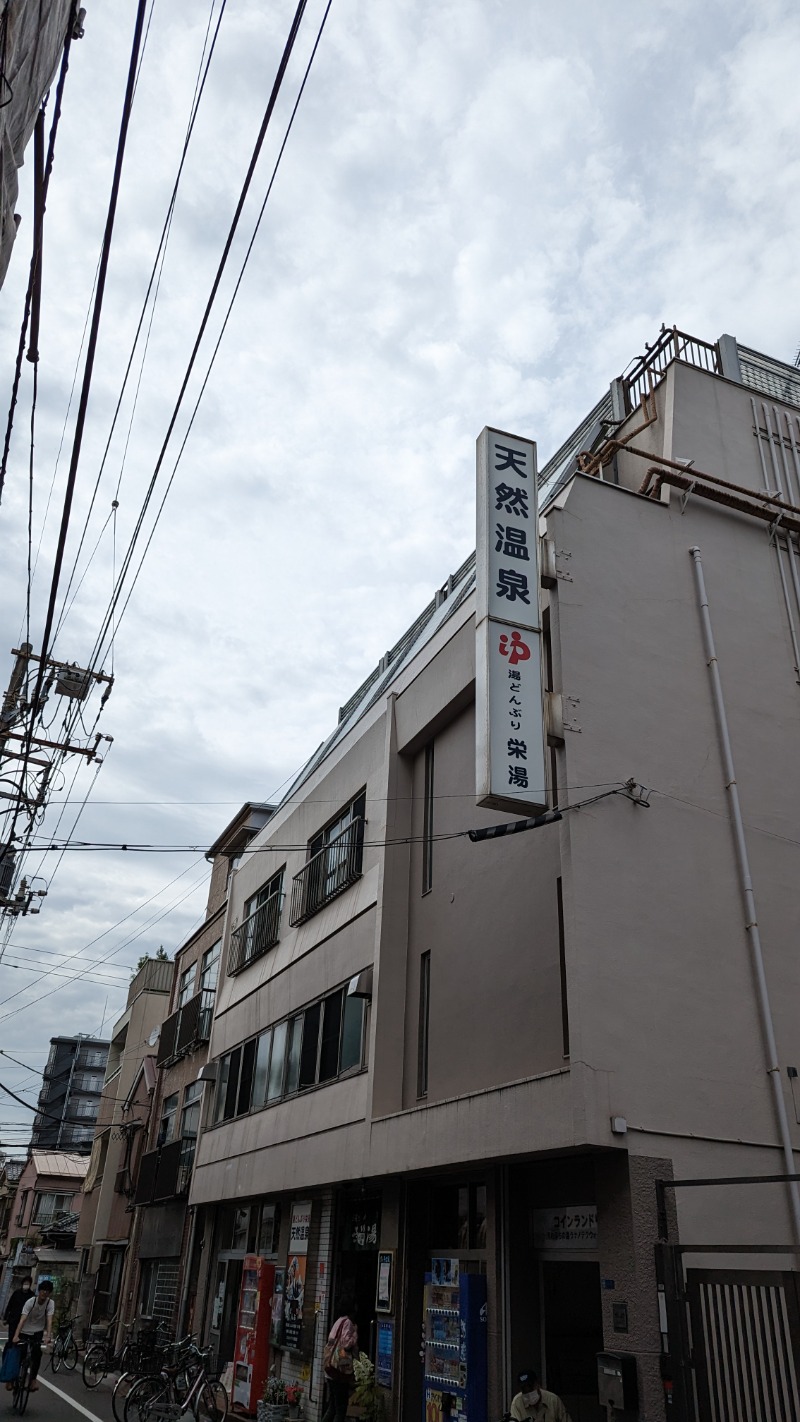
(3, 0, 148, 857)
(0, 859, 209, 1015)
(82, 0, 315, 678)
(0, 4, 76, 509)
(109, 0, 336, 651)
(53, 0, 228, 648)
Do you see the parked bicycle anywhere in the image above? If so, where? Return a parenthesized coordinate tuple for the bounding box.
(83, 1317, 172, 1389)
(124, 1341, 227, 1422)
(112, 1331, 189, 1422)
(50, 1318, 79, 1373)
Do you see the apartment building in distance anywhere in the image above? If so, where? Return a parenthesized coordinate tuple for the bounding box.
(0, 1150, 88, 1312)
(185, 329, 800, 1422)
(122, 803, 273, 1334)
(32, 1035, 110, 1155)
(75, 957, 172, 1329)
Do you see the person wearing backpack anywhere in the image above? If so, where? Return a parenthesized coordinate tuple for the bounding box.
(322, 1296, 358, 1422)
(12, 1279, 54, 1391)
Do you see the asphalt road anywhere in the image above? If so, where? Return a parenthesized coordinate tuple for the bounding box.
(20, 1356, 118, 1422)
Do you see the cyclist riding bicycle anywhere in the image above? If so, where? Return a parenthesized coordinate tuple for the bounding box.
(12, 1280, 54, 1392)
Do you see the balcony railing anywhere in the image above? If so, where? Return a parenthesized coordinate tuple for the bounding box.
(156, 989, 215, 1067)
(621, 325, 721, 415)
(133, 1136, 196, 1206)
(229, 891, 282, 974)
(289, 817, 364, 925)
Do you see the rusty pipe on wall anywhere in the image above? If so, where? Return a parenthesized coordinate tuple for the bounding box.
(576, 390, 659, 478)
(639, 465, 800, 535)
(637, 450, 800, 514)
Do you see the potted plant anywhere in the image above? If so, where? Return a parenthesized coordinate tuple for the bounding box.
(285, 1382, 303, 1419)
(260, 1375, 290, 1422)
(349, 1354, 386, 1422)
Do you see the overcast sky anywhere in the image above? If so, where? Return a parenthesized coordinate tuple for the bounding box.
(0, 0, 798, 1150)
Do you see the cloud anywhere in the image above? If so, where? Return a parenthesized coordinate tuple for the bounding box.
(1, 0, 798, 1129)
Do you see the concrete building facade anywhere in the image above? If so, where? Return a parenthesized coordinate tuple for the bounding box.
(32, 1035, 110, 1154)
(187, 329, 800, 1422)
(0, 1149, 88, 1316)
(121, 803, 273, 1336)
(75, 956, 171, 1330)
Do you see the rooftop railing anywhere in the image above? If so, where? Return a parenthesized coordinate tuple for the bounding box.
(621, 325, 721, 415)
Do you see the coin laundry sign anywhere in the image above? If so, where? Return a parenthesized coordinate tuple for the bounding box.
(476, 427, 547, 815)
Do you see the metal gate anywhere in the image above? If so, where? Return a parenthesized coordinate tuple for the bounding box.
(686, 1268, 800, 1422)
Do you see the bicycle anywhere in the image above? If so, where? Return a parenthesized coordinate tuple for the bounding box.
(112, 1329, 183, 1422)
(124, 1342, 227, 1422)
(12, 1339, 35, 1415)
(50, 1318, 79, 1373)
(84, 1317, 170, 1390)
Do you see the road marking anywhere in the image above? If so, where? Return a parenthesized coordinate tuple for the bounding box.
(38, 1376, 107, 1422)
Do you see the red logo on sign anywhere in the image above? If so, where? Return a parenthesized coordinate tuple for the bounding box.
(499, 631, 530, 666)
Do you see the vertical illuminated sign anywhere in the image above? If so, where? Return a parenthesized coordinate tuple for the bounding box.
(476, 427, 547, 814)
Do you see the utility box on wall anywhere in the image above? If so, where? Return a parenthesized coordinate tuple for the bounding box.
(597, 1352, 638, 1413)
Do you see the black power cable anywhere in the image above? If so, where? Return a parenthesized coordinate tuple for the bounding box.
(111, 0, 336, 650)
(0, 2, 77, 509)
(3, 0, 148, 854)
(85, 0, 313, 675)
(55, 0, 229, 638)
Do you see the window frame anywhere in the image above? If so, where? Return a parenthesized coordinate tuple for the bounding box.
(199, 939, 221, 994)
(176, 964, 196, 1010)
(210, 980, 367, 1126)
(290, 792, 367, 925)
(422, 741, 434, 895)
(230, 869, 285, 975)
(160, 1092, 179, 1144)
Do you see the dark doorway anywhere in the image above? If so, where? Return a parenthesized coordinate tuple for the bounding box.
(335, 1197, 381, 1359)
(218, 1258, 243, 1368)
(542, 1261, 603, 1422)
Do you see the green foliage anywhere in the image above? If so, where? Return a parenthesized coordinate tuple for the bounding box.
(132, 946, 170, 977)
(352, 1354, 386, 1422)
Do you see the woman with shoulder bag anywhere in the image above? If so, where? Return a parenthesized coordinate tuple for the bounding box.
(322, 1296, 358, 1422)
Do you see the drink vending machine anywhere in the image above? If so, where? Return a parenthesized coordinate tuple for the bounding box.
(422, 1264, 487, 1422)
(234, 1254, 276, 1414)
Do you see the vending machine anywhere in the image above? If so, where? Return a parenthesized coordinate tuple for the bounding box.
(423, 1264, 487, 1422)
(234, 1254, 276, 1414)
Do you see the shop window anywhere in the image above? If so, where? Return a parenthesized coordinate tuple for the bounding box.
(422, 741, 434, 894)
(257, 1203, 280, 1256)
(417, 951, 431, 1098)
(431, 1182, 487, 1252)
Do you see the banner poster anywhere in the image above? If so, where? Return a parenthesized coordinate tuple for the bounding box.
(283, 1201, 311, 1350)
